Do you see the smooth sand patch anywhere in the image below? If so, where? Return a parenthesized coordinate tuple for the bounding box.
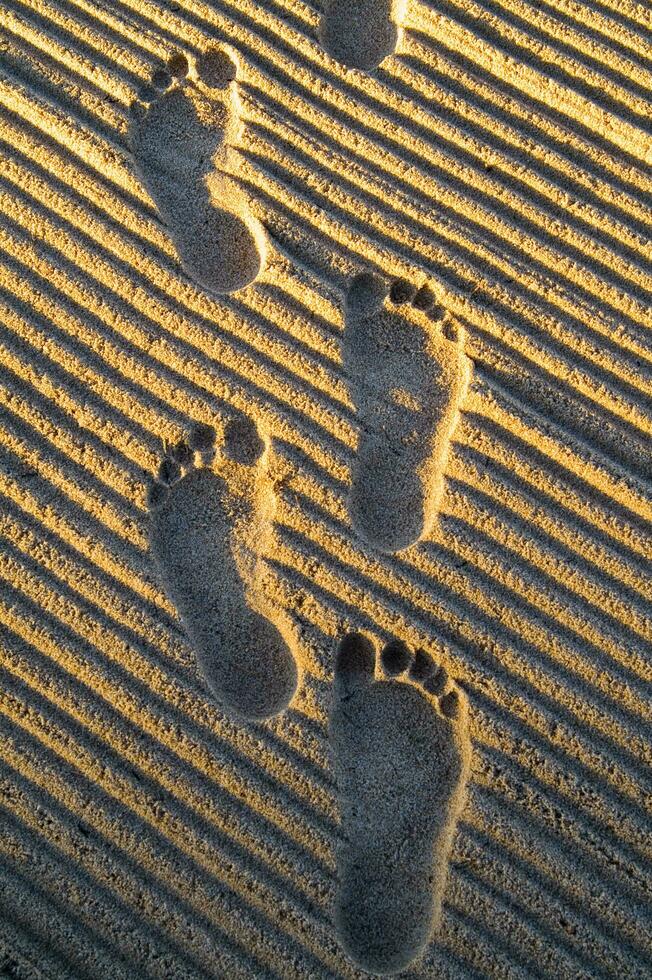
(148, 417, 298, 721)
(330, 632, 471, 974)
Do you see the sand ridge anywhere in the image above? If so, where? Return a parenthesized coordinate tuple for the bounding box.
(0, 0, 651, 976)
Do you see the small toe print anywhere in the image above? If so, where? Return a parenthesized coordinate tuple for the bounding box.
(197, 47, 237, 88)
(409, 648, 435, 682)
(223, 415, 265, 465)
(423, 665, 448, 696)
(389, 278, 417, 305)
(167, 52, 189, 78)
(147, 480, 168, 509)
(412, 284, 435, 310)
(442, 319, 459, 342)
(151, 68, 172, 91)
(171, 439, 193, 466)
(346, 272, 388, 317)
(158, 457, 182, 485)
(189, 421, 216, 452)
(381, 639, 412, 675)
(440, 689, 461, 719)
(336, 632, 375, 680)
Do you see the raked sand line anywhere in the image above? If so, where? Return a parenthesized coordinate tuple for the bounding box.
(330, 632, 471, 975)
(319, 0, 406, 71)
(129, 47, 264, 295)
(148, 415, 298, 721)
(343, 272, 472, 553)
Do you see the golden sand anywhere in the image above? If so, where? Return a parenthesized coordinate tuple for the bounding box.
(0, 0, 650, 976)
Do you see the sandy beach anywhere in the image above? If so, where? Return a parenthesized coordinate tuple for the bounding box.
(0, 0, 650, 976)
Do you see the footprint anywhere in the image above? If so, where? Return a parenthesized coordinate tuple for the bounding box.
(330, 633, 471, 974)
(130, 48, 263, 295)
(343, 272, 472, 553)
(319, 0, 405, 71)
(147, 416, 298, 721)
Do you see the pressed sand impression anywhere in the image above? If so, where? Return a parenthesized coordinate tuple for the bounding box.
(344, 272, 472, 553)
(148, 416, 298, 722)
(130, 48, 264, 295)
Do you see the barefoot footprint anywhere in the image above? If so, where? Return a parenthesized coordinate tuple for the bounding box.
(147, 416, 298, 720)
(330, 633, 471, 974)
(320, 0, 405, 71)
(130, 48, 263, 295)
(343, 272, 472, 553)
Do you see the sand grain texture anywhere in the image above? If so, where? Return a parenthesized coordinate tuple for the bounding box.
(0, 0, 651, 977)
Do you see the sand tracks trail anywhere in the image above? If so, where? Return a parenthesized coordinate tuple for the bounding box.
(343, 272, 472, 552)
(148, 416, 298, 721)
(129, 47, 264, 295)
(330, 632, 470, 974)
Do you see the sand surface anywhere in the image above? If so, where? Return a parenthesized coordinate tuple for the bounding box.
(0, 0, 651, 977)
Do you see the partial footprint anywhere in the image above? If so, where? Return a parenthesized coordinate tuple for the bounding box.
(320, 0, 405, 70)
(343, 272, 472, 553)
(330, 633, 471, 974)
(147, 416, 298, 720)
(130, 48, 263, 295)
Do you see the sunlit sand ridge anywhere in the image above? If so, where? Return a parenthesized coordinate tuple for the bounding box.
(0, 0, 651, 977)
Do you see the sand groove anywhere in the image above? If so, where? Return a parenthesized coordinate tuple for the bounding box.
(0, 0, 650, 975)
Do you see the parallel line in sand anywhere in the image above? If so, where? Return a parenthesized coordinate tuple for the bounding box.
(271, 555, 652, 891)
(0, 746, 298, 980)
(1, 3, 142, 103)
(0, 660, 353, 980)
(0, 136, 345, 382)
(274, 513, 652, 823)
(0, 669, 619, 980)
(470, 375, 652, 525)
(0, 815, 236, 980)
(244, 70, 652, 329)
(2, 38, 648, 438)
(467, 785, 652, 961)
(533, 0, 652, 60)
(0, 247, 644, 688)
(0, 101, 343, 355)
(426, 0, 652, 113)
(0, 236, 353, 490)
(462, 0, 652, 87)
(0, 31, 127, 138)
(245, 99, 652, 378)
(472, 729, 652, 906)
(108, 0, 652, 173)
(5, 0, 652, 330)
(465, 390, 652, 575)
(0, 205, 355, 455)
(391, 39, 652, 251)
(412, 1, 652, 165)
(1, 342, 648, 720)
(5, 468, 648, 912)
(90, 0, 652, 216)
(18, 0, 652, 287)
(12, 3, 648, 402)
(0, 507, 337, 817)
(0, 212, 644, 664)
(0, 563, 339, 845)
(278, 493, 652, 766)
(442, 458, 652, 649)
(236, 154, 652, 446)
(0, 847, 136, 980)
